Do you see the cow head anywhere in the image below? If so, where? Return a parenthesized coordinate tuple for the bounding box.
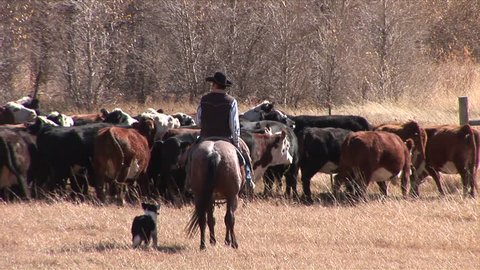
(104, 108, 138, 125)
(140, 109, 181, 140)
(173, 112, 196, 126)
(26, 116, 59, 134)
(16, 95, 40, 114)
(402, 121, 427, 162)
(4, 102, 37, 124)
(47, 111, 74, 127)
(133, 118, 157, 146)
(264, 108, 295, 129)
(241, 100, 275, 121)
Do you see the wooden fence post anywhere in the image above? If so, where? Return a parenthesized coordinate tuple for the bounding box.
(459, 96, 469, 125)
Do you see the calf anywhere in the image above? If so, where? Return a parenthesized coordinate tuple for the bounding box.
(297, 127, 352, 201)
(334, 131, 413, 201)
(93, 118, 156, 205)
(413, 124, 478, 198)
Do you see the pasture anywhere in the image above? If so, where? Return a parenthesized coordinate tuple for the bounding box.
(1, 96, 480, 269)
(0, 179, 478, 269)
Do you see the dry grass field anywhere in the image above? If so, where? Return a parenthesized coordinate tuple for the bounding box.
(1, 96, 480, 269)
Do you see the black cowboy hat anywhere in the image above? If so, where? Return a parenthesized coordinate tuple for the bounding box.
(205, 72, 232, 87)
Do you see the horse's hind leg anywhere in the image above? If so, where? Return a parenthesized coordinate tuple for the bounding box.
(207, 203, 216, 245)
(224, 197, 238, 249)
(199, 204, 207, 250)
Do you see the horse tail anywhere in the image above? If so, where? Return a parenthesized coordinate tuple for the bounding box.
(186, 150, 220, 238)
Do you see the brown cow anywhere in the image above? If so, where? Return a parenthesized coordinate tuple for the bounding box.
(334, 131, 413, 201)
(70, 108, 109, 126)
(413, 124, 478, 198)
(93, 118, 156, 205)
(0, 128, 37, 201)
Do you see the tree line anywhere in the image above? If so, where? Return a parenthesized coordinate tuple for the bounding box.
(1, 0, 479, 110)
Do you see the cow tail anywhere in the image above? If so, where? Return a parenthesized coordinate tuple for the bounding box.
(186, 151, 220, 238)
(469, 127, 479, 196)
(0, 137, 30, 199)
(461, 125, 477, 170)
(108, 128, 125, 181)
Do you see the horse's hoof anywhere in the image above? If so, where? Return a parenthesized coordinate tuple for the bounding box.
(200, 244, 206, 250)
(232, 242, 238, 249)
(210, 238, 216, 245)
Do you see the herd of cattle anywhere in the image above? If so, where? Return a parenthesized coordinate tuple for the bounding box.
(0, 97, 477, 205)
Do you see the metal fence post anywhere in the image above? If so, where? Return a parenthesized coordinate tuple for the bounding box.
(459, 96, 469, 125)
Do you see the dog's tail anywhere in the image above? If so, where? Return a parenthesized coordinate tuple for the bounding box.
(132, 235, 142, 248)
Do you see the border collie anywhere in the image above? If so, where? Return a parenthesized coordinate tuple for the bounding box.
(131, 203, 159, 248)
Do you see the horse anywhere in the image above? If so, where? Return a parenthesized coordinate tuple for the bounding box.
(185, 139, 246, 250)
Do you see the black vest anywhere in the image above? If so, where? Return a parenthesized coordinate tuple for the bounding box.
(200, 92, 235, 138)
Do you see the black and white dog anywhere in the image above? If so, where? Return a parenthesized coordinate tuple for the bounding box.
(131, 203, 159, 248)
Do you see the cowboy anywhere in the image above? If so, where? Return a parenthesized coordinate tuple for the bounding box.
(196, 71, 254, 190)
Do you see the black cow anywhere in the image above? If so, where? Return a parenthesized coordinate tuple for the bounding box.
(148, 132, 196, 204)
(241, 120, 299, 197)
(289, 115, 372, 134)
(297, 127, 352, 201)
(33, 122, 113, 198)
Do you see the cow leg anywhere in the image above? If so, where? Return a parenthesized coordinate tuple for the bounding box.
(426, 167, 445, 196)
(356, 169, 370, 202)
(300, 164, 319, 203)
(285, 164, 299, 198)
(207, 203, 216, 245)
(401, 166, 410, 199)
(94, 173, 107, 203)
(263, 169, 276, 196)
(377, 182, 388, 197)
(470, 169, 478, 198)
(136, 173, 150, 199)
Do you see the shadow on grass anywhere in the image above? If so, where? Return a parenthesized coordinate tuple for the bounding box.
(58, 240, 186, 254)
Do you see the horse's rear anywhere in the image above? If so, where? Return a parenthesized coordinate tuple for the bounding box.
(186, 139, 244, 250)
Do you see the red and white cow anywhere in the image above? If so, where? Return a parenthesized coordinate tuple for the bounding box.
(413, 124, 478, 198)
(334, 131, 413, 201)
(93, 118, 156, 205)
(140, 108, 181, 140)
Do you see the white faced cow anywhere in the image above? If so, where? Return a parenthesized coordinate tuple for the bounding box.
(0, 102, 37, 125)
(140, 108, 181, 140)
